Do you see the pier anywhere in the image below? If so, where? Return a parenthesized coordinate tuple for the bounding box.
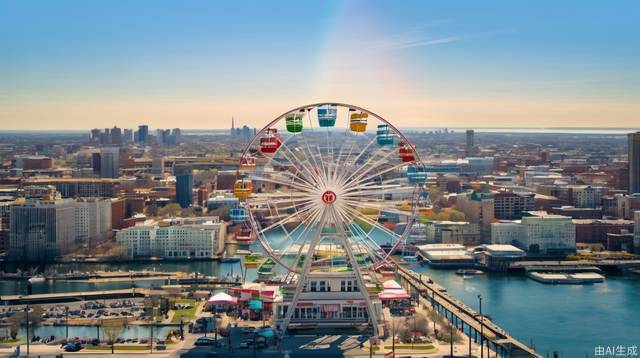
(395, 264, 542, 358)
(1, 288, 148, 305)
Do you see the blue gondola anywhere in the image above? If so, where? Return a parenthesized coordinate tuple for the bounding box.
(407, 165, 427, 184)
(230, 207, 248, 224)
(317, 104, 337, 127)
(376, 124, 395, 145)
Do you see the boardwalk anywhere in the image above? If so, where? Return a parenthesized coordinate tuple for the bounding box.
(395, 264, 542, 358)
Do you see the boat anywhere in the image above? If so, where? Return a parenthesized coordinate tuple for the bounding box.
(220, 253, 241, 263)
(455, 269, 485, 276)
(399, 256, 418, 265)
(28, 275, 46, 283)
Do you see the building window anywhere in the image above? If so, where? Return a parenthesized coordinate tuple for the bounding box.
(310, 281, 317, 292)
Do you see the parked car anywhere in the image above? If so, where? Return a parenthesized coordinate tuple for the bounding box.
(195, 337, 217, 346)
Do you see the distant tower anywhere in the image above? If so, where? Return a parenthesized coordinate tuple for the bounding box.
(465, 129, 475, 157)
(629, 131, 640, 194)
(230, 116, 235, 137)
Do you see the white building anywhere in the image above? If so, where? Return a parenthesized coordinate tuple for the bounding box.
(491, 212, 576, 254)
(273, 272, 382, 329)
(491, 220, 523, 245)
(116, 218, 227, 259)
(569, 185, 603, 208)
(520, 211, 575, 254)
(75, 198, 112, 246)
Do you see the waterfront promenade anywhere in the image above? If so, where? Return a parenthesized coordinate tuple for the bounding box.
(396, 264, 542, 358)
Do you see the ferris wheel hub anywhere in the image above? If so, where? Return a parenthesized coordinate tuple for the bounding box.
(321, 190, 337, 204)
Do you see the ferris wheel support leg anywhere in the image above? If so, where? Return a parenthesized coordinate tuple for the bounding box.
(278, 208, 328, 338)
(333, 212, 380, 337)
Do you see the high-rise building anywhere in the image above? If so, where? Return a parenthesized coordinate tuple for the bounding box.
(493, 190, 535, 220)
(175, 165, 193, 208)
(230, 116, 235, 137)
(74, 198, 112, 247)
(100, 147, 120, 178)
(90, 128, 102, 141)
(634, 211, 640, 253)
(9, 198, 78, 262)
(465, 129, 474, 156)
(0, 202, 15, 252)
(629, 132, 640, 194)
(137, 125, 149, 143)
(110, 126, 122, 145)
(123, 128, 134, 142)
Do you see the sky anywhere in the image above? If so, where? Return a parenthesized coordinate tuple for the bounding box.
(1, 0, 639, 130)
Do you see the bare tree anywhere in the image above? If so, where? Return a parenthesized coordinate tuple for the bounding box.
(102, 319, 126, 354)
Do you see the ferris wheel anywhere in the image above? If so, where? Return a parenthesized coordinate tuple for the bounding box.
(233, 103, 427, 274)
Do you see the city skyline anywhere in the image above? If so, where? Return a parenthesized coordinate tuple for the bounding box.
(2, 0, 640, 130)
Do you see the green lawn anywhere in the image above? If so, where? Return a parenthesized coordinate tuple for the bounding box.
(171, 299, 198, 323)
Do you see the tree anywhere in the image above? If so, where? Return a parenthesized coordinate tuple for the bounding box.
(447, 209, 466, 222)
(426, 308, 443, 334)
(437, 325, 462, 344)
(158, 203, 182, 217)
(102, 319, 126, 354)
(387, 316, 406, 353)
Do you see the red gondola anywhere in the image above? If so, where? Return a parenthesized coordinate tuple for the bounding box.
(398, 142, 415, 162)
(260, 128, 282, 153)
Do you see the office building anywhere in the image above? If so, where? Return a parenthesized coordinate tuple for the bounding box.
(629, 132, 640, 194)
(137, 125, 149, 143)
(520, 211, 575, 254)
(116, 218, 226, 259)
(175, 165, 193, 208)
(465, 129, 474, 156)
(455, 191, 495, 241)
(9, 198, 78, 262)
(100, 147, 120, 178)
(634, 211, 640, 253)
(494, 190, 535, 220)
(75, 198, 112, 247)
(110, 126, 122, 145)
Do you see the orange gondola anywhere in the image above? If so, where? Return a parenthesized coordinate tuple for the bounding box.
(234, 178, 253, 199)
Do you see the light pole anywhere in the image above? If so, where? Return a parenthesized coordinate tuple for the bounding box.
(478, 294, 484, 358)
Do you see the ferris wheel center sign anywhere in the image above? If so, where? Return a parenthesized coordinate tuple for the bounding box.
(322, 190, 336, 204)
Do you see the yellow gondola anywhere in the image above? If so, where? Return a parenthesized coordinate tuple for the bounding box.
(234, 178, 253, 199)
(350, 111, 368, 132)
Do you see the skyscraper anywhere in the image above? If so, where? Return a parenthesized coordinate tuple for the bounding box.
(175, 165, 193, 208)
(137, 125, 149, 143)
(100, 147, 120, 178)
(111, 126, 122, 145)
(466, 129, 475, 157)
(629, 132, 640, 194)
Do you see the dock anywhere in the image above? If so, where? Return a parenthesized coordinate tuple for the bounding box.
(1, 288, 148, 305)
(395, 263, 542, 358)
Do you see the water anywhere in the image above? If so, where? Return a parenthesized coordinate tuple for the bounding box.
(2, 259, 639, 356)
(411, 264, 640, 357)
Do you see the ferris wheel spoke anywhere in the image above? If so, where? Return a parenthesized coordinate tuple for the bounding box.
(344, 160, 408, 193)
(279, 141, 325, 189)
(341, 202, 402, 241)
(339, 149, 396, 188)
(258, 202, 316, 235)
(249, 173, 317, 194)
